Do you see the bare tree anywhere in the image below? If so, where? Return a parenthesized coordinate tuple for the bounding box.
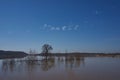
(41, 44, 53, 57)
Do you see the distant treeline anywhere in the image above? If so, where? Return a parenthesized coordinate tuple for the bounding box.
(0, 50, 120, 59)
(39, 52, 120, 57)
(0, 50, 28, 59)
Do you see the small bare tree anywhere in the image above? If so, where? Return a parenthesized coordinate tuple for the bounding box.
(41, 44, 53, 58)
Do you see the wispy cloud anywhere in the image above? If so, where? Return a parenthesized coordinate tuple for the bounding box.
(43, 24, 47, 27)
(62, 26, 67, 31)
(43, 24, 51, 29)
(50, 27, 55, 30)
(56, 27, 60, 30)
(42, 24, 80, 31)
(74, 25, 79, 30)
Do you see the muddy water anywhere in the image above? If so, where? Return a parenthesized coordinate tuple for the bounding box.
(0, 56, 120, 80)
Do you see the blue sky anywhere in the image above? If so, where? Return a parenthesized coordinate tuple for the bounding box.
(0, 0, 120, 53)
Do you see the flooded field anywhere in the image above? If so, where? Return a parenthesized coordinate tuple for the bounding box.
(0, 56, 120, 80)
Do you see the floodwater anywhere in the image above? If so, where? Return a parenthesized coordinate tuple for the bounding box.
(0, 56, 120, 80)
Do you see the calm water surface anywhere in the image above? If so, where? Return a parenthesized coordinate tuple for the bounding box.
(0, 56, 120, 80)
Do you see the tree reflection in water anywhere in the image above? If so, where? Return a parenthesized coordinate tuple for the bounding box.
(2, 59, 16, 72)
(40, 57, 55, 71)
(24, 56, 55, 72)
(25, 55, 40, 72)
(1, 56, 85, 72)
(65, 56, 85, 69)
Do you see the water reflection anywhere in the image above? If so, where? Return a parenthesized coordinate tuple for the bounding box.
(1, 56, 120, 80)
(2, 59, 16, 72)
(1, 56, 85, 72)
(65, 56, 85, 69)
(24, 55, 40, 72)
(41, 57, 55, 71)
